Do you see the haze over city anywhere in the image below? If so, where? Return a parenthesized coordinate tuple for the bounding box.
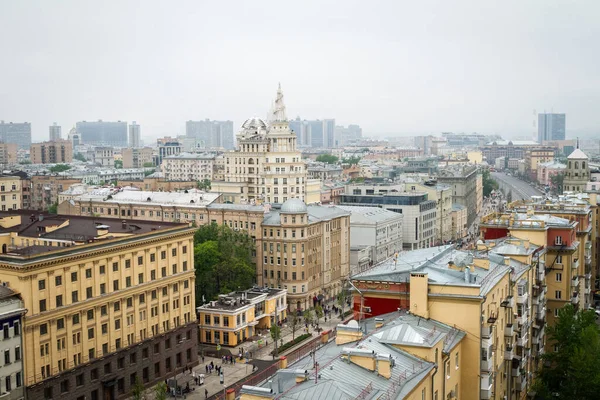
(1, 0, 599, 141)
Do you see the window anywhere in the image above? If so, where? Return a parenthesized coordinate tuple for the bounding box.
(15, 346, 20, 361)
(126, 277, 132, 287)
(87, 309, 94, 320)
(38, 279, 46, 290)
(556, 272, 562, 282)
(86, 268, 92, 278)
(138, 256, 143, 265)
(125, 259, 131, 268)
(172, 264, 177, 274)
(39, 299, 47, 312)
(86, 287, 93, 299)
(55, 276, 62, 286)
(71, 271, 78, 282)
(114, 301, 121, 312)
(88, 328, 95, 339)
(76, 373, 84, 387)
(555, 290, 562, 299)
(115, 319, 121, 330)
(455, 352, 459, 369)
(172, 248, 177, 256)
(4, 349, 10, 364)
(161, 251, 166, 260)
(56, 295, 63, 307)
(99, 265, 105, 274)
(57, 318, 65, 330)
(100, 283, 106, 295)
(72, 313, 80, 324)
(72, 290, 79, 303)
(113, 280, 119, 291)
(113, 262, 119, 272)
(445, 360, 450, 379)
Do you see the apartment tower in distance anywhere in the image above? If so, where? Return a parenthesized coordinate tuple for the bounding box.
(538, 113, 566, 142)
(211, 85, 321, 204)
(49, 123, 62, 141)
(0, 121, 32, 149)
(0, 211, 198, 399)
(129, 121, 141, 148)
(185, 119, 234, 149)
(76, 120, 128, 147)
(30, 139, 73, 164)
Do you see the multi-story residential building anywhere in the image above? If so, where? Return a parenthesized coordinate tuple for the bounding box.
(524, 147, 556, 180)
(337, 206, 402, 264)
(349, 245, 372, 276)
(306, 162, 343, 181)
(351, 239, 543, 400)
(0, 143, 17, 166)
(538, 113, 566, 142)
(49, 123, 62, 141)
(196, 288, 286, 347)
(211, 86, 321, 205)
(339, 191, 436, 250)
(0, 121, 31, 149)
(334, 124, 362, 146)
(451, 203, 467, 239)
(76, 120, 128, 147)
(116, 177, 197, 192)
(128, 121, 141, 148)
(563, 147, 590, 193)
(162, 152, 215, 181)
(537, 161, 566, 186)
(0, 211, 198, 399)
(0, 287, 26, 400)
(153, 137, 182, 166)
(29, 176, 81, 211)
(30, 139, 73, 164)
(122, 147, 153, 168)
(185, 119, 234, 150)
(481, 140, 543, 164)
(87, 146, 115, 167)
(320, 182, 345, 205)
(260, 199, 350, 310)
(436, 164, 480, 227)
(0, 176, 22, 212)
(406, 181, 453, 243)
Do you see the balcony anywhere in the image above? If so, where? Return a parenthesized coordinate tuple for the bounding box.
(572, 258, 580, 269)
(517, 290, 529, 305)
(504, 346, 514, 360)
(536, 307, 546, 323)
(532, 294, 539, 306)
(571, 292, 580, 305)
(516, 375, 527, 392)
(585, 286, 591, 295)
(537, 268, 545, 284)
(572, 276, 580, 288)
(516, 312, 529, 326)
(480, 374, 493, 400)
(505, 324, 514, 337)
(481, 357, 494, 372)
(512, 367, 522, 377)
(517, 333, 529, 347)
(481, 326, 492, 340)
(501, 295, 514, 308)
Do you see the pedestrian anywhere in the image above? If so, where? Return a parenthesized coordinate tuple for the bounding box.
(205, 364, 208, 374)
(202, 355, 205, 363)
(205, 388, 208, 399)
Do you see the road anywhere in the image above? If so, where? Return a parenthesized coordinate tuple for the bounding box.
(491, 172, 544, 201)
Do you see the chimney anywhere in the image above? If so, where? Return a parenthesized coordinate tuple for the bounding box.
(122, 220, 127, 229)
(376, 354, 393, 379)
(38, 214, 44, 222)
(464, 266, 471, 283)
(409, 273, 429, 319)
(504, 256, 510, 266)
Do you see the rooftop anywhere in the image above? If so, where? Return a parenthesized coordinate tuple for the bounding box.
(164, 152, 216, 160)
(197, 287, 286, 312)
(336, 206, 402, 224)
(72, 188, 221, 207)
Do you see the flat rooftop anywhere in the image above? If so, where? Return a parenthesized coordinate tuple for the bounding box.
(74, 188, 221, 207)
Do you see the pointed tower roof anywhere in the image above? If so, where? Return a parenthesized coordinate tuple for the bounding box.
(270, 83, 287, 122)
(567, 148, 588, 160)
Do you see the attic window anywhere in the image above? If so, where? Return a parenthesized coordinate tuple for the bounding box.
(147, 197, 152, 202)
(190, 200, 194, 204)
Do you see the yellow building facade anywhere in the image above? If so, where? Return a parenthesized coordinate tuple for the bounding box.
(0, 211, 197, 399)
(0, 176, 22, 211)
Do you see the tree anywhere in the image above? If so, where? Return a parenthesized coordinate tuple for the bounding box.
(506, 190, 513, 203)
(193, 224, 256, 305)
(303, 309, 314, 327)
(114, 160, 123, 169)
(144, 169, 155, 177)
(270, 323, 281, 356)
(482, 169, 499, 197)
(48, 202, 58, 214)
(342, 156, 361, 165)
(316, 154, 339, 164)
(198, 179, 211, 190)
(18, 160, 32, 165)
(550, 172, 565, 195)
(533, 304, 600, 399)
(143, 162, 154, 168)
(73, 152, 87, 162)
(154, 382, 168, 400)
(131, 377, 145, 400)
(314, 304, 324, 326)
(337, 285, 351, 319)
(49, 164, 71, 173)
(289, 312, 300, 340)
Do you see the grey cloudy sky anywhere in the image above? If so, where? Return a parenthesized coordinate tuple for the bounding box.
(1, 0, 598, 142)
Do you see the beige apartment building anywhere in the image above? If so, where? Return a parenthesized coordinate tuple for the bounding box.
(406, 181, 453, 243)
(122, 147, 153, 168)
(0, 210, 197, 399)
(162, 152, 215, 181)
(211, 85, 321, 205)
(0, 176, 22, 211)
(29, 175, 81, 211)
(0, 143, 18, 165)
(30, 140, 73, 164)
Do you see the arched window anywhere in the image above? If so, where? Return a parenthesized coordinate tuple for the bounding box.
(582, 162, 586, 169)
(575, 161, 579, 169)
(569, 161, 572, 169)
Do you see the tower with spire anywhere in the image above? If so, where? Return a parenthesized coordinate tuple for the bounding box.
(563, 137, 590, 193)
(210, 84, 320, 205)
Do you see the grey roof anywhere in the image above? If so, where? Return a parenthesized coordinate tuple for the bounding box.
(281, 198, 308, 214)
(207, 203, 265, 212)
(567, 148, 588, 159)
(263, 205, 349, 227)
(336, 206, 402, 224)
(0, 286, 17, 300)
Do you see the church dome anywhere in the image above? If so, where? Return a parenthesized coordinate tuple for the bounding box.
(241, 117, 267, 130)
(280, 198, 307, 214)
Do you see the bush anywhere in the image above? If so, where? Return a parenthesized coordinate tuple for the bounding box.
(342, 309, 353, 318)
(270, 333, 312, 355)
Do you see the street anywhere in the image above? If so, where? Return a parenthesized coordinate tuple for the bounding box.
(491, 172, 544, 201)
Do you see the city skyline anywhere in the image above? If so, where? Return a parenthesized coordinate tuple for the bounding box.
(1, 1, 599, 142)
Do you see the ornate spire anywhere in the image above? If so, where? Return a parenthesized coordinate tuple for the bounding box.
(577, 136, 580, 149)
(270, 83, 287, 122)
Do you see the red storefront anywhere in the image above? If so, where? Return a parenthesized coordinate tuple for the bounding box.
(351, 280, 410, 319)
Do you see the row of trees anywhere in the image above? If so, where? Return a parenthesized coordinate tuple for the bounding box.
(315, 154, 362, 165)
(482, 168, 499, 197)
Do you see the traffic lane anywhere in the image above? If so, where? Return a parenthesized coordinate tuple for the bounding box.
(491, 172, 543, 200)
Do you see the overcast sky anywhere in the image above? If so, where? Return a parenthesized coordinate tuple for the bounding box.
(1, 0, 598, 142)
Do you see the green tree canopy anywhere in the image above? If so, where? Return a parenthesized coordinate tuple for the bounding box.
(144, 169, 155, 177)
(533, 304, 600, 399)
(342, 156, 361, 165)
(143, 162, 154, 168)
(482, 169, 499, 197)
(316, 154, 339, 164)
(550, 172, 565, 195)
(197, 179, 211, 190)
(114, 160, 123, 169)
(48, 202, 58, 214)
(194, 224, 255, 305)
(49, 164, 71, 173)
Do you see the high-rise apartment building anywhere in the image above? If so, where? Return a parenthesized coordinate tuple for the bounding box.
(211, 85, 321, 205)
(0, 211, 197, 399)
(49, 123, 62, 141)
(0, 121, 31, 149)
(128, 121, 141, 148)
(122, 147, 153, 169)
(0, 143, 18, 165)
(538, 113, 566, 142)
(335, 124, 362, 146)
(185, 119, 234, 150)
(30, 140, 73, 164)
(288, 118, 337, 148)
(76, 120, 128, 147)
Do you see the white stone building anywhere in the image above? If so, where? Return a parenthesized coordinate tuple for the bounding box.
(337, 206, 403, 264)
(162, 152, 215, 182)
(0, 287, 26, 400)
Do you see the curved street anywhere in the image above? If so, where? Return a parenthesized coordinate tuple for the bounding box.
(491, 172, 544, 201)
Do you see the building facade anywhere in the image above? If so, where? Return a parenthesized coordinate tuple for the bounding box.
(122, 147, 153, 169)
(76, 120, 128, 147)
(0, 121, 31, 150)
(0, 176, 22, 212)
(185, 119, 234, 150)
(30, 140, 73, 164)
(128, 122, 141, 148)
(0, 143, 17, 166)
(211, 86, 321, 205)
(162, 152, 215, 182)
(436, 165, 479, 227)
(337, 206, 402, 264)
(0, 212, 197, 400)
(29, 176, 81, 211)
(49, 123, 62, 141)
(88, 147, 115, 167)
(563, 148, 590, 193)
(538, 113, 566, 142)
(0, 287, 26, 400)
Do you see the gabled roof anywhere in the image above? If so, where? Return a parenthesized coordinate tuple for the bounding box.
(567, 148, 588, 159)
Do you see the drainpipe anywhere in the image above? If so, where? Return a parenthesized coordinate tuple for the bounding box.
(431, 364, 438, 400)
